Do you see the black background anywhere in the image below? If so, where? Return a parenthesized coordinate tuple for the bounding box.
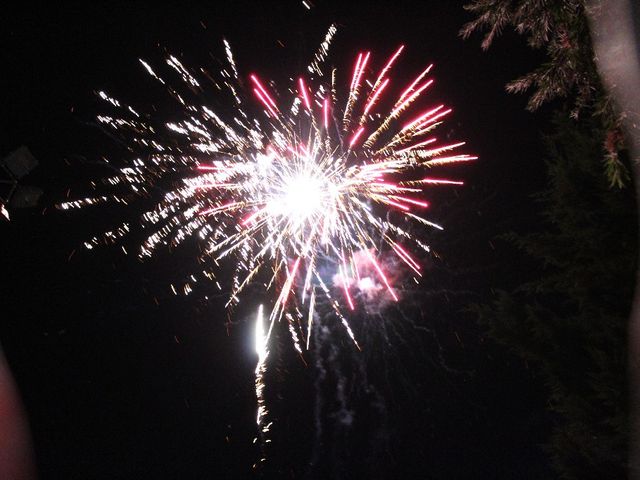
(2, 1, 554, 478)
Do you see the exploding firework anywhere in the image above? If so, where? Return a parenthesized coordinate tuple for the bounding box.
(58, 25, 475, 349)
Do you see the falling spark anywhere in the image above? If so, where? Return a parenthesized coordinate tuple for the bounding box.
(255, 305, 269, 427)
(1, 203, 9, 221)
(253, 304, 272, 467)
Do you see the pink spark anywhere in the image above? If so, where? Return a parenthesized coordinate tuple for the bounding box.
(340, 263, 355, 310)
(401, 105, 445, 132)
(354, 52, 370, 91)
(349, 51, 370, 99)
(298, 77, 312, 111)
(372, 45, 404, 89)
(397, 64, 433, 105)
(391, 242, 421, 273)
(426, 154, 478, 165)
(363, 77, 390, 116)
(392, 196, 429, 208)
(349, 53, 364, 92)
(281, 257, 302, 308)
(366, 250, 398, 301)
(199, 207, 218, 216)
(286, 144, 302, 159)
(384, 198, 411, 211)
(323, 98, 330, 129)
(412, 108, 453, 132)
(253, 88, 278, 118)
(241, 207, 266, 226)
(288, 257, 301, 278)
(349, 126, 366, 148)
(419, 141, 467, 156)
(390, 79, 434, 117)
(421, 178, 464, 185)
(250, 74, 279, 116)
(396, 137, 437, 154)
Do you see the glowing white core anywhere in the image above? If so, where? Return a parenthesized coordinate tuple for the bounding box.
(282, 175, 323, 221)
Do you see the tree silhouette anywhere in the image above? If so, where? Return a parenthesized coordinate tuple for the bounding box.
(472, 113, 634, 478)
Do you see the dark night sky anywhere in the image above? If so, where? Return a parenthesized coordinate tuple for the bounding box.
(2, 2, 555, 479)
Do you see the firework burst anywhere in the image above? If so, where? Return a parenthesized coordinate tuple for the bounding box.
(58, 25, 476, 348)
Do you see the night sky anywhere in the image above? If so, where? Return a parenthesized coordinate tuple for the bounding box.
(2, 2, 557, 479)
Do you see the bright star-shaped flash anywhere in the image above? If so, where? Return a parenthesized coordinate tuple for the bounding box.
(282, 174, 323, 221)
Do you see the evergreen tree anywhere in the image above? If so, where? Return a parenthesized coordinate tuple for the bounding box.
(461, 0, 628, 186)
(472, 113, 634, 478)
